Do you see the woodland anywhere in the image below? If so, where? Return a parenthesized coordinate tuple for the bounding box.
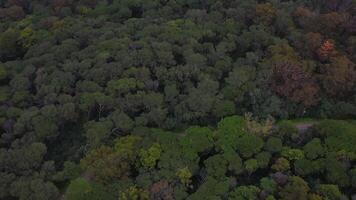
(0, 0, 355, 199)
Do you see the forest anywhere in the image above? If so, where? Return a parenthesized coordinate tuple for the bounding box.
(0, 0, 355, 199)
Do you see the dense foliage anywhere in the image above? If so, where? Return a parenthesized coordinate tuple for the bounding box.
(0, 0, 355, 199)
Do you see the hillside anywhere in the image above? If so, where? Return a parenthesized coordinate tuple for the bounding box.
(0, 0, 355, 200)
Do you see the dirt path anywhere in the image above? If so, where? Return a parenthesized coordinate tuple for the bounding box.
(295, 123, 315, 133)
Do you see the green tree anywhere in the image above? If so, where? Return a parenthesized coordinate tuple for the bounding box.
(229, 185, 260, 200)
(303, 138, 324, 160)
(204, 154, 228, 179)
(119, 186, 150, 200)
(316, 184, 343, 200)
(176, 167, 192, 187)
(84, 120, 113, 148)
(265, 137, 283, 153)
(0, 28, 21, 61)
(245, 159, 258, 175)
(140, 143, 162, 170)
(181, 126, 214, 159)
(65, 178, 92, 200)
(279, 176, 310, 200)
(260, 177, 277, 194)
(236, 134, 263, 158)
(271, 157, 290, 172)
(110, 110, 134, 133)
(215, 116, 247, 152)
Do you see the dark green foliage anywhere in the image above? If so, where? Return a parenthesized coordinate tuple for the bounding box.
(228, 185, 260, 200)
(204, 154, 228, 179)
(294, 159, 322, 176)
(265, 137, 283, 153)
(65, 178, 92, 200)
(181, 126, 214, 158)
(215, 116, 247, 152)
(279, 176, 310, 200)
(255, 151, 271, 168)
(277, 121, 299, 141)
(0, 28, 22, 61)
(0, 0, 355, 199)
(316, 184, 344, 200)
(236, 134, 263, 158)
(260, 177, 277, 194)
(315, 120, 356, 154)
(303, 138, 324, 160)
(187, 177, 230, 200)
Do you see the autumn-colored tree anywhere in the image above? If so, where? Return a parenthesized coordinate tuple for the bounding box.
(293, 6, 315, 30)
(52, 0, 72, 13)
(150, 180, 174, 200)
(326, 0, 353, 12)
(270, 61, 319, 107)
(317, 12, 346, 34)
(303, 32, 322, 57)
(5, 0, 30, 9)
(80, 146, 131, 182)
(1, 5, 25, 20)
(255, 3, 277, 25)
(316, 40, 336, 61)
(345, 16, 356, 34)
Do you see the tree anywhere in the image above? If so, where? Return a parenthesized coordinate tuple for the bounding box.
(265, 137, 283, 153)
(107, 78, 144, 96)
(236, 134, 263, 158)
(322, 56, 355, 98)
(84, 120, 113, 148)
(0, 65, 7, 81)
(10, 178, 59, 200)
(80, 146, 131, 182)
(110, 110, 134, 133)
(317, 40, 336, 61)
(260, 177, 277, 194)
(303, 138, 324, 160)
(245, 113, 274, 137)
(293, 6, 316, 30)
(65, 178, 92, 200)
(215, 116, 247, 152)
(316, 184, 343, 200)
(269, 61, 319, 107)
(277, 121, 299, 141)
(245, 159, 258, 175)
(114, 135, 142, 160)
(223, 65, 256, 103)
(279, 176, 310, 200)
(212, 100, 236, 119)
(32, 115, 58, 141)
(120, 186, 150, 200)
(223, 151, 243, 175)
(140, 143, 162, 170)
(150, 180, 174, 200)
(254, 3, 276, 25)
(294, 159, 322, 176)
(0, 28, 22, 61)
(204, 154, 229, 179)
(181, 126, 214, 158)
(281, 148, 305, 161)
(187, 176, 230, 200)
(176, 167, 192, 187)
(229, 185, 260, 200)
(255, 151, 271, 168)
(272, 157, 290, 172)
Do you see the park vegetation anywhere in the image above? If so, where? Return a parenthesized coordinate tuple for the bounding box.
(0, 0, 355, 199)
